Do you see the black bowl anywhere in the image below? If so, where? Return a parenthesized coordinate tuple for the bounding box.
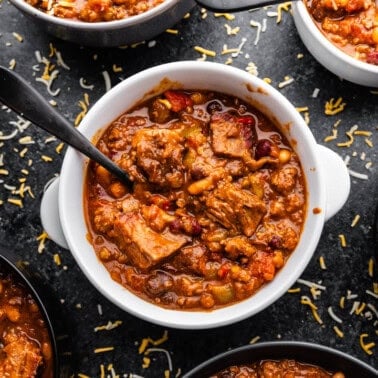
(183, 341, 377, 377)
(0, 253, 61, 377)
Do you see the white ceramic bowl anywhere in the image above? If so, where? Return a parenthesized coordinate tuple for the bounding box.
(41, 61, 350, 329)
(292, 1, 378, 87)
(9, 0, 194, 47)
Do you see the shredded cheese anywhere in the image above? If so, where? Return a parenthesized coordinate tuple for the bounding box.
(328, 306, 343, 323)
(359, 334, 375, 355)
(319, 256, 327, 270)
(36, 231, 49, 253)
(194, 46, 216, 57)
(214, 13, 235, 20)
(276, 2, 291, 23)
(250, 20, 262, 45)
(325, 97, 346, 115)
(301, 296, 323, 325)
(333, 325, 344, 338)
(351, 214, 360, 227)
(278, 76, 294, 88)
(249, 336, 261, 344)
(338, 234, 347, 247)
(94, 320, 123, 332)
(94, 346, 114, 353)
(102, 70, 112, 92)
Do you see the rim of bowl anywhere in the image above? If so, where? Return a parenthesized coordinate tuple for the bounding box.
(59, 61, 326, 329)
(0, 254, 59, 376)
(293, 1, 378, 75)
(9, 0, 179, 30)
(182, 341, 377, 377)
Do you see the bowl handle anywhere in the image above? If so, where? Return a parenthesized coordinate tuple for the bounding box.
(316, 144, 350, 221)
(40, 177, 69, 249)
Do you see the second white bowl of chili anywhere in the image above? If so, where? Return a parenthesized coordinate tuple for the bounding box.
(292, 0, 378, 87)
(9, 0, 195, 47)
(41, 61, 350, 329)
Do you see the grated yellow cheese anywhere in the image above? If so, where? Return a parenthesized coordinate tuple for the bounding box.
(41, 155, 53, 162)
(333, 325, 344, 338)
(325, 97, 346, 115)
(214, 13, 235, 20)
(338, 234, 347, 248)
(74, 93, 90, 126)
(276, 2, 291, 23)
(142, 356, 151, 368)
(355, 302, 366, 315)
(94, 346, 114, 353)
(194, 46, 216, 57)
(7, 198, 23, 207)
(249, 336, 261, 344)
(351, 214, 360, 227)
(19, 147, 28, 158)
(0, 169, 9, 175)
(139, 330, 169, 354)
(319, 256, 327, 270)
(368, 258, 374, 278)
(288, 287, 301, 293)
(36, 231, 49, 253)
(165, 29, 179, 35)
(301, 296, 323, 324)
(359, 334, 375, 355)
(112, 64, 123, 73)
(9, 58, 16, 70)
(12, 32, 23, 42)
(94, 320, 122, 332)
(224, 24, 240, 35)
(53, 253, 61, 266)
(296, 106, 309, 113)
(56, 142, 64, 154)
(364, 138, 373, 147)
(324, 129, 338, 142)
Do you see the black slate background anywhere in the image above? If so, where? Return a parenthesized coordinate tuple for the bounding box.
(0, 1, 377, 377)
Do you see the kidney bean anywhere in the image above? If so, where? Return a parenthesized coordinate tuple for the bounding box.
(255, 139, 272, 159)
(169, 218, 183, 233)
(268, 235, 283, 250)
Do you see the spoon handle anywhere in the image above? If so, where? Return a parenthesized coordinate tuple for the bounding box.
(195, 0, 286, 11)
(0, 66, 132, 188)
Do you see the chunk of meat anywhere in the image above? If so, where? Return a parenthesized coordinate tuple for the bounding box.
(114, 212, 190, 270)
(171, 244, 208, 275)
(205, 182, 267, 237)
(222, 236, 257, 260)
(0, 329, 43, 378)
(210, 112, 254, 158)
(93, 200, 120, 234)
(255, 219, 300, 251)
(271, 167, 298, 195)
(141, 204, 175, 232)
(131, 128, 185, 188)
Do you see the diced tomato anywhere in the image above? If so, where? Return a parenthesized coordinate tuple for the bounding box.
(218, 263, 231, 279)
(164, 90, 193, 112)
(237, 115, 255, 126)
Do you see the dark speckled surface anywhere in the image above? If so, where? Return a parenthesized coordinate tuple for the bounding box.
(0, 2, 377, 377)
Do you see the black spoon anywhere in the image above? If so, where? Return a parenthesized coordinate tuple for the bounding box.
(195, 0, 285, 12)
(0, 66, 133, 189)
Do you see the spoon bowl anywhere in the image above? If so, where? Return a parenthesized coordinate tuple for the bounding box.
(0, 66, 133, 188)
